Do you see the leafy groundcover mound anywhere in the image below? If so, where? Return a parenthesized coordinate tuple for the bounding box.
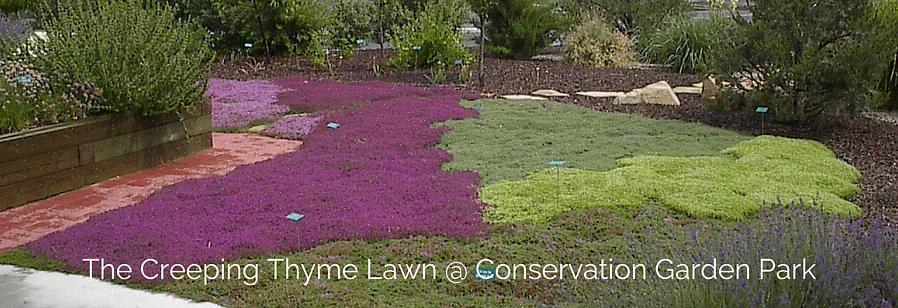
(26, 78, 486, 281)
(482, 136, 862, 223)
(439, 100, 749, 184)
(437, 100, 861, 223)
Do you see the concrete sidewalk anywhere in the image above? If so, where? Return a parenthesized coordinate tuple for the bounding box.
(0, 265, 219, 308)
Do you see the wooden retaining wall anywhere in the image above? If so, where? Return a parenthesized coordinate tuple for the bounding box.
(0, 103, 212, 211)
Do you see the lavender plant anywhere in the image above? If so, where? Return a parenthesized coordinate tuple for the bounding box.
(0, 15, 28, 57)
(633, 204, 898, 307)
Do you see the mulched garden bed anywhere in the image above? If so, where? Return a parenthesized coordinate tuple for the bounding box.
(213, 50, 898, 226)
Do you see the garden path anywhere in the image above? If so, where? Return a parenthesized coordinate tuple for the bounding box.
(0, 133, 302, 253)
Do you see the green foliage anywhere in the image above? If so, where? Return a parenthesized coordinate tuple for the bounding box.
(142, 206, 684, 306)
(564, 13, 636, 68)
(0, 15, 29, 57)
(563, 0, 693, 35)
(872, 0, 898, 109)
(0, 0, 29, 14)
(0, 78, 31, 134)
(481, 135, 861, 223)
(212, 0, 330, 59)
(710, 0, 894, 122)
(439, 99, 748, 185)
(485, 0, 571, 59)
(34, 0, 212, 116)
(388, 0, 472, 69)
(638, 17, 736, 74)
(372, 0, 410, 49)
(329, 0, 373, 57)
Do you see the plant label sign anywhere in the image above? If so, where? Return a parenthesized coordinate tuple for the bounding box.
(755, 106, 769, 113)
(244, 43, 253, 49)
(326, 122, 340, 129)
(285, 213, 304, 221)
(473, 102, 483, 112)
(548, 160, 566, 167)
(475, 267, 496, 281)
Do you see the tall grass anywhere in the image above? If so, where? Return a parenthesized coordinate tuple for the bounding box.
(637, 17, 736, 74)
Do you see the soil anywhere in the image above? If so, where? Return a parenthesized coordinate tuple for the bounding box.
(212, 49, 898, 226)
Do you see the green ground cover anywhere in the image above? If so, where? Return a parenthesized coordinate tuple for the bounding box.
(481, 136, 862, 223)
(1, 206, 689, 306)
(438, 100, 749, 184)
(439, 100, 860, 223)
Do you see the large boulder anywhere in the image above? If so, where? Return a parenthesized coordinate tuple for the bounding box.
(614, 81, 681, 106)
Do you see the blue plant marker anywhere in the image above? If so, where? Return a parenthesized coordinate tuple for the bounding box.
(475, 267, 496, 281)
(285, 213, 304, 221)
(454, 59, 463, 65)
(473, 102, 483, 112)
(412, 45, 422, 51)
(755, 106, 769, 113)
(548, 160, 566, 167)
(244, 43, 253, 48)
(326, 122, 340, 129)
(756, 106, 769, 134)
(18, 75, 32, 85)
(356, 38, 366, 46)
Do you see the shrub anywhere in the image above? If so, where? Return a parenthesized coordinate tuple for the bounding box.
(328, 0, 374, 57)
(0, 78, 30, 134)
(564, 13, 635, 68)
(485, 0, 570, 59)
(34, 0, 212, 116)
(0, 0, 29, 14)
(165, 0, 243, 51)
(0, 59, 99, 134)
(710, 0, 894, 122)
(872, 0, 898, 109)
(328, 0, 374, 56)
(638, 17, 736, 74)
(388, 0, 472, 69)
(563, 0, 692, 35)
(633, 206, 898, 307)
(0, 15, 28, 56)
(371, 0, 410, 50)
(205, 0, 330, 60)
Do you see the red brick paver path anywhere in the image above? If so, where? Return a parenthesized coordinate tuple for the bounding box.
(0, 133, 302, 253)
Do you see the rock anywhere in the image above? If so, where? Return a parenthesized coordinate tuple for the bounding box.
(247, 125, 268, 133)
(531, 89, 570, 98)
(530, 54, 564, 62)
(500, 95, 548, 101)
(615, 91, 642, 105)
(614, 81, 681, 106)
(673, 86, 702, 95)
(702, 77, 720, 99)
(574, 91, 625, 98)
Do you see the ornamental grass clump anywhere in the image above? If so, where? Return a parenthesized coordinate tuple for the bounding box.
(27, 79, 487, 281)
(631, 206, 898, 307)
(480, 136, 861, 223)
(34, 0, 212, 116)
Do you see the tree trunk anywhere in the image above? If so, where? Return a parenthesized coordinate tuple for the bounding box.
(479, 14, 486, 88)
(251, 0, 270, 56)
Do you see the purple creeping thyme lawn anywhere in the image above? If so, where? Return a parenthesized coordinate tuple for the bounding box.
(263, 114, 323, 140)
(206, 78, 289, 129)
(27, 78, 486, 281)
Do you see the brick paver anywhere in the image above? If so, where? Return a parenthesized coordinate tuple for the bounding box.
(0, 133, 302, 252)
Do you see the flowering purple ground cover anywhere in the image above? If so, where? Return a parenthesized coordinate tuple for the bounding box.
(263, 114, 323, 140)
(206, 78, 289, 129)
(27, 78, 486, 281)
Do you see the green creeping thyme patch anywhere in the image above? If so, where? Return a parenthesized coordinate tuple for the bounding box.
(481, 136, 862, 223)
(438, 100, 749, 185)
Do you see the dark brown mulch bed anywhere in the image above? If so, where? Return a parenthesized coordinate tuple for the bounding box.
(212, 50, 898, 226)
